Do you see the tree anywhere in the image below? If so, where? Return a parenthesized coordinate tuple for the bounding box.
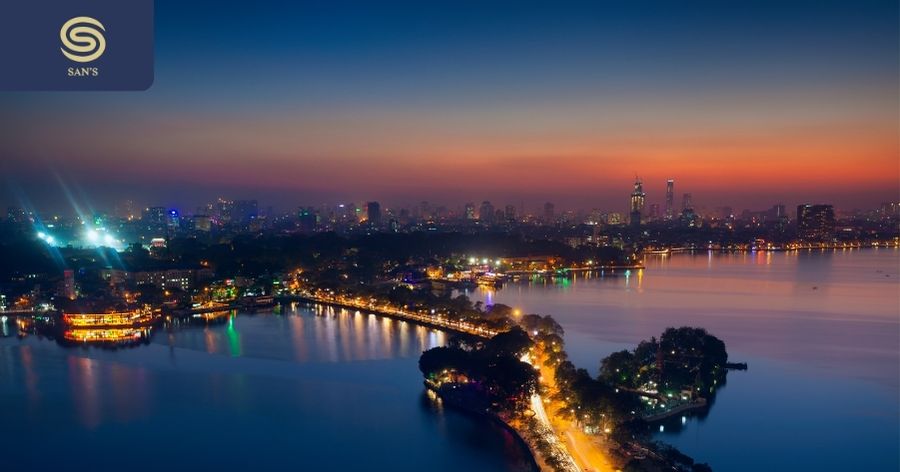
(418, 346, 470, 377)
(520, 314, 564, 336)
(484, 327, 533, 359)
(600, 350, 639, 388)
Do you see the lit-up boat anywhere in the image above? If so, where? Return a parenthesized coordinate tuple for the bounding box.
(62, 306, 158, 328)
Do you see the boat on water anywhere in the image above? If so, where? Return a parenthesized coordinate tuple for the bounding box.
(242, 295, 275, 307)
(61, 305, 158, 328)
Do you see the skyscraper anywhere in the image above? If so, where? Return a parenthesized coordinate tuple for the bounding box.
(630, 178, 645, 228)
(366, 201, 382, 226)
(543, 202, 555, 223)
(479, 201, 495, 224)
(297, 207, 317, 233)
(464, 203, 476, 221)
(665, 179, 675, 220)
(797, 204, 835, 241)
(504, 204, 516, 222)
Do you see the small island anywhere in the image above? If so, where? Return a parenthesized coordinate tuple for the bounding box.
(419, 311, 738, 472)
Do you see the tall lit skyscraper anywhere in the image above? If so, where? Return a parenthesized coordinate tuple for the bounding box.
(630, 178, 645, 228)
(665, 179, 675, 220)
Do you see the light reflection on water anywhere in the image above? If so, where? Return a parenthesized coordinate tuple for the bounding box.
(0, 305, 534, 472)
(473, 249, 900, 471)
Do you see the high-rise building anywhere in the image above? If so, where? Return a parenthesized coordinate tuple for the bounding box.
(142, 206, 167, 226)
(682, 193, 693, 211)
(544, 202, 555, 223)
(419, 201, 431, 220)
(797, 204, 835, 241)
(665, 179, 675, 220)
(630, 178, 645, 228)
(232, 200, 258, 225)
(630, 178, 645, 213)
(366, 201, 382, 226)
(504, 204, 516, 223)
(464, 203, 476, 221)
(192, 215, 212, 232)
(216, 198, 234, 222)
(479, 201, 495, 224)
(298, 207, 317, 233)
(881, 202, 900, 217)
(167, 209, 180, 229)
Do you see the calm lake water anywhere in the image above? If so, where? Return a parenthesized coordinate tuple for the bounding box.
(472, 249, 900, 471)
(0, 306, 535, 471)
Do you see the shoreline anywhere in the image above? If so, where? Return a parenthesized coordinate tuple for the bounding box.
(424, 382, 546, 472)
(277, 294, 498, 338)
(642, 398, 708, 423)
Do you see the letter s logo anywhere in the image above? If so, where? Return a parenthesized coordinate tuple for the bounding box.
(60, 16, 106, 63)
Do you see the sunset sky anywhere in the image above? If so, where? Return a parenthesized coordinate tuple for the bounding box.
(1, 0, 897, 214)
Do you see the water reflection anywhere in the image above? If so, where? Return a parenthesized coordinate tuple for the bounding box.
(472, 249, 900, 472)
(0, 304, 524, 471)
(63, 328, 152, 344)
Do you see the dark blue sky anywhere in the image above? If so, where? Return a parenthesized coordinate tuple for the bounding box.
(1, 0, 897, 214)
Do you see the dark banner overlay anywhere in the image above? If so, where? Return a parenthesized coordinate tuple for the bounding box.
(0, 0, 153, 91)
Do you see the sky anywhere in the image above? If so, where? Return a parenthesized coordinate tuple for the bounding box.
(1, 0, 897, 215)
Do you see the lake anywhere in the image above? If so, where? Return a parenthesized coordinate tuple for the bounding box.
(0, 305, 536, 472)
(470, 249, 900, 471)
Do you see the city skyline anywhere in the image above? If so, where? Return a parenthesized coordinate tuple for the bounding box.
(2, 184, 887, 222)
(1, 0, 897, 212)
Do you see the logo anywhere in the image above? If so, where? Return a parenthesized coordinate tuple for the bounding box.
(60, 16, 106, 63)
(1, 0, 152, 91)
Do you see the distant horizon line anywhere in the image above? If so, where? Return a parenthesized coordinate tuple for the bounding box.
(6, 195, 894, 220)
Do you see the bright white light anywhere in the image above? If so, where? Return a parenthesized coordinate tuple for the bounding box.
(37, 232, 46, 239)
(86, 230, 99, 243)
(45, 236, 55, 245)
(103, 234, 115, 246)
